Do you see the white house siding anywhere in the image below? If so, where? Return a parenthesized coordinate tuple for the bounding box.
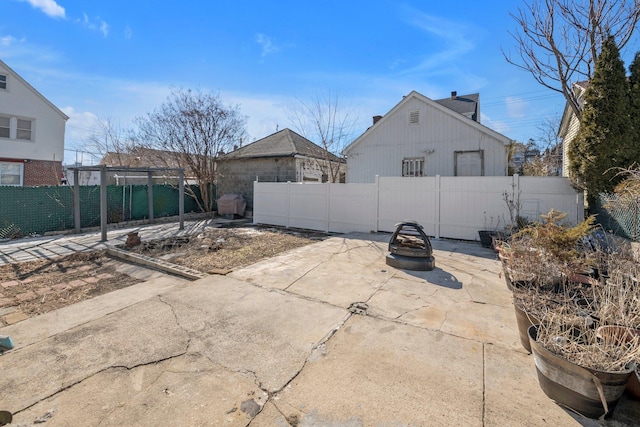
(0, 62, 67, 163)
(561, 114, 580, 177)
(346, 97, 508, 183)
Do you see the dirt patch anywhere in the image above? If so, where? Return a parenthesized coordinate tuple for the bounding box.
(124, 225, 328, 273)
(0, 252, 141, 326)
(0, 226, 327, 326)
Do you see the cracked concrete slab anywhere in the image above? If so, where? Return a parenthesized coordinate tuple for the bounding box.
(1, 296, 189, 411)
(12, 353, 268, 426)
(158, 275, 349, 393)
(3, 230, 639, 426)
(1, 275, 188, 350)
(267, 315, 484, 426)
(286, 259, 393, 308)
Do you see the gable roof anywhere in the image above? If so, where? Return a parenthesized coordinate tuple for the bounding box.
(223, 128, 343, 162)
(0, 59, 69, 121)
(434, 92, 479, 121)
(344, 90, 511, 154)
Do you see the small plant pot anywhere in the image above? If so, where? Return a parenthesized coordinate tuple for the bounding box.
(478, 230, 496, 248)
(528, 325, 633, 419)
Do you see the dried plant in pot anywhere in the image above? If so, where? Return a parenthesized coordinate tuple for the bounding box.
(527, 255, 640, 419)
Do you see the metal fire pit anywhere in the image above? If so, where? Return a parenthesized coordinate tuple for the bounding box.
(386, 221, 435, 271)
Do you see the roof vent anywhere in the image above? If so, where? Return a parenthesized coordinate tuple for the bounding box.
(409, 110, 420, 125)
(451, 91, 457, 99)
(373, 115, 383, 125)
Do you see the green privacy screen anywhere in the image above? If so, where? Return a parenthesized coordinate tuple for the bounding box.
(0, 184, 205, 238)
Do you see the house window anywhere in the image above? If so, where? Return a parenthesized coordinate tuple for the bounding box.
(0, 162, 23, 186)
(409, 110, 420, 125)
(17, 119, 32, 140)
(0, 74, 6, 90)
(402, 157, 425, 177)
(0, 116, 9, 138)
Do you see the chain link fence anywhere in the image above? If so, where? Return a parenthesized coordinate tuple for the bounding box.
(594, 193, 640, 242)
(0, 184, 205, 239)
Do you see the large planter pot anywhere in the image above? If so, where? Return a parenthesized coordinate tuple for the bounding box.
(514, 301, 539, 353)
(528, 325, 633, 419)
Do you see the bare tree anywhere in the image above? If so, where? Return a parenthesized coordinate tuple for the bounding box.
(133, 88, 247, 212)
(504, 0, 640, 121)
(287, 90, 357, 183)
(86, 117, 137, 166)
(523, 115, 563, 176)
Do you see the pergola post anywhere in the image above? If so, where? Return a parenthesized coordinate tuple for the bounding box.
(178, 169, 184, 230)
(73, 169, 81, 234)
(100, 165, 107, 242)
(147, 170, 154, 223)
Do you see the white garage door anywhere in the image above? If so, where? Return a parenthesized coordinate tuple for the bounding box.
(455, 150, 483, 176)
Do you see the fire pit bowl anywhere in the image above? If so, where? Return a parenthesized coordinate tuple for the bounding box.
(386, 221, 435, 271)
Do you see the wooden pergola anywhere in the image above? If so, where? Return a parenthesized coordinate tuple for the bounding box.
(67, 165, 185, 242)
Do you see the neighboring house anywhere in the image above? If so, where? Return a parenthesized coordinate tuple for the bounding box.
(97, 147, 188, 185)
(217, 128, 346, 207)
(0, 59, 69, 186)
(558, 81, 588, 177)
(344, 90, 512, 183)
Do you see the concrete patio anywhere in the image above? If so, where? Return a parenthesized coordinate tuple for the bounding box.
(1, 228, 638, 426)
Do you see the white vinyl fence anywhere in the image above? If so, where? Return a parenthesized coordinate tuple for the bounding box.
(253, 175, 584, 241)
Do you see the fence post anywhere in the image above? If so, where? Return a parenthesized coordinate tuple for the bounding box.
(435, 175, 441, 239)
(326, 182, 330, 233)
(287, 181, 291, 228)
(374, 175, 380, 232)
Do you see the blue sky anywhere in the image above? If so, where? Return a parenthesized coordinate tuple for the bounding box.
(4, 0, 640, 165)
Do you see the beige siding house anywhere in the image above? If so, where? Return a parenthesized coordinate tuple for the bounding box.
(344, 90, 512, 183)
(558, 81, 588, 177)
(217, 128, 345, 208)
(0, 59, 68, 186)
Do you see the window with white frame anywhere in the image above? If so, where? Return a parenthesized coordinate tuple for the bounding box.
(0, 162, 23, 186)
(0, 74, 6, 90)
(0, 116, 9, 138)
(402, 157, 425, 177)
(0, 116, 35, 140)
(17, 118, 32, 140)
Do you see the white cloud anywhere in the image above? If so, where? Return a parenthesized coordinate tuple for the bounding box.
(79, 13, 109, 37)
(256, 33, 280, 57)
(1, 35, 18, 47)
(481, 112, 511, 136)
(505, 96, 529, 119)
(20, 0, 65, 18)
(398, 7, 477, 75)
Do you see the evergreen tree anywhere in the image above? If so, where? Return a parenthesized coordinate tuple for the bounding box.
(627, 52, 640, 164)
(569, 36, 632, 200)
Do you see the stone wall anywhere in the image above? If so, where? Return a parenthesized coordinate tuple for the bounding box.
(217, 157, 296, 209)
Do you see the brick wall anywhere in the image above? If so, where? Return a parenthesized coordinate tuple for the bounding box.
(23, 160, 62, 186)
(217, 157, 296, 208)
